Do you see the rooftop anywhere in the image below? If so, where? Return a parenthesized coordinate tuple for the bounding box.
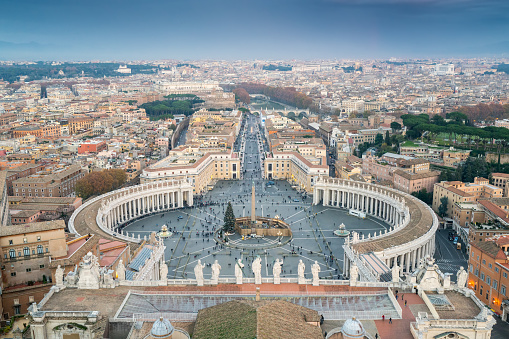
(0, 220, 65, 237)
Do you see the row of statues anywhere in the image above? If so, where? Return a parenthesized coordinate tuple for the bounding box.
(193, 257, 321, 286)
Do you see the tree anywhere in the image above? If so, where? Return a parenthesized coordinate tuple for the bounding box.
(232, 88, 251, 104)
(438, 197, 448, 218)
(374, 133, 384, 145)
(75, 169, 127, 200)
(411, 188, 433, 205)
(223, 201, 236, 234)
(390, 122, 402, 132)
(384, 131, 391, 146)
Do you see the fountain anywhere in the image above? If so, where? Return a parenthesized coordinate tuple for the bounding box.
(333, 223, 350, 237)
(157, 225, 173, 238)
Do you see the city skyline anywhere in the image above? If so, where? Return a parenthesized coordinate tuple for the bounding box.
(1, 0, 509, 60)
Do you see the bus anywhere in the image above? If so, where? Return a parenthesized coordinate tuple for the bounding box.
(349, 209, 366, 219)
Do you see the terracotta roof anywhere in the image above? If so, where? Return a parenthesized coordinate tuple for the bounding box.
(393, 169, 440, 180)
(478, 200, 509, 223)
(0, 220, 65, 237)
(492, 173, 509, 178)
(470, 240, 506, 259)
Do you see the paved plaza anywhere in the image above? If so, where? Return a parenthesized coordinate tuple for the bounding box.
(123, 179, 390, 280)
(124, 114, 390, 281)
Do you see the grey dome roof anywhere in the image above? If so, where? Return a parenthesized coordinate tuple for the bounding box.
(151, 317, 174, 338)
(341, 317, 365, 338)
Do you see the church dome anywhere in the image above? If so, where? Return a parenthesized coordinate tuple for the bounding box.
(151, 317, 174, 338)
(341, 317, 365, 338)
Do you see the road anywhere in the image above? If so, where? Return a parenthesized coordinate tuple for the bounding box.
(434, 229, 468, 281)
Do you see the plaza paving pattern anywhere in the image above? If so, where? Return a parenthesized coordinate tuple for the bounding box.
(123, 179, 390, 280)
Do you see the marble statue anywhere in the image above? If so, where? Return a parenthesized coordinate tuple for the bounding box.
(391, 264, 400, 283)
(350, 264, 359, 284)
(194, 260, 206, 286)
(273, 258, 283, 285)
(298, 259, 306, 284)
(211, 260, 221, 284)
(457, 266, 468, 289)
(252, 256, 262, 285)
(160, 261, 168, 283)
(116, 259, 126, 281)
(311, 261, 320, 286)
(235, 258, 244, 285)
(77, 252, 100, 289)
(55, 265, 64, 288)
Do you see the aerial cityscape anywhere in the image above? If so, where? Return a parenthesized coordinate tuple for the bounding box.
(1, 1, 509, 339)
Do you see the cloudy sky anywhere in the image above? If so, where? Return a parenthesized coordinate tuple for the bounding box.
(1, 0, 508, 60)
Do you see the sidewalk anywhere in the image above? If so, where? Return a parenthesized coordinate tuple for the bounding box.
(374, 292, 424, 339)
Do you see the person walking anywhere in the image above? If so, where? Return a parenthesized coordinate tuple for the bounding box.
(405, 300, 407, 307)
(389, 317, 392, 324)
(375, 334, 378, 339)
(382, 315, 385, 321)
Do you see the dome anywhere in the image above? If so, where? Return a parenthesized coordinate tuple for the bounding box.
(341, 317, 365, 338)
(151, 317, 174, 338)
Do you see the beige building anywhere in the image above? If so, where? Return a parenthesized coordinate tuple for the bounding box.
(432, 178, 504, 218)
(0, 220, 67, 317)
(264, 151, 329, 193)
(12, 164, 86, 198)
(492, 172, 509, 197)
(141, 148, 241, 194)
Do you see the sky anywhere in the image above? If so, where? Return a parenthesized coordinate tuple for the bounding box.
(1, 0, 509, 61)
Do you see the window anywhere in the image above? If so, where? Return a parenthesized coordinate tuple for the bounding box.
(8, 240, 13, 245)
(495, 267, 499, 273)
(39, 264, 44, 269)
(9, 249, 15, 258)
(23, 247, 30, 257)
(37, 245, 43, 254)
(493, 281, 498, 290)
(504, 272, 508, 278)
(487, 276, 491, 285)
(489, 263, 492, 269)
(10, 272, 16, 277)
(481, 273, 485, 281)
(502, 285, 507, 296)
(37, 236, 41, 242)
(23, 238, 27, 243)
(482, 259, 486, 265)
(26, 268, 31, 272)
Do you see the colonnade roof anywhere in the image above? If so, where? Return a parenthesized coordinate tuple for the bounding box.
(352, 193, 434, 254)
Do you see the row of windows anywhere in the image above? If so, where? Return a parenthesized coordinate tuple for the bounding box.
(8, 236, 41, 245)
(6, 245, 47, 258)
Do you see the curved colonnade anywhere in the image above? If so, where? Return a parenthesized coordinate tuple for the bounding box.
(313, 177, 439, 281)
(69, 180, 194, 243)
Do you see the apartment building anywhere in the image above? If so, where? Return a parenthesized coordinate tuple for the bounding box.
(64, 117, 94, 135)
(12, 124, 61, 139)
(78, 140, 108, 154)
(432, 178, 504, 218)
(0, 220, 67, 318)
(141, 147, 241, 194)
(264, 151, 329, 193)
(468, 237, 509, 315)
(492, 173, 509, 197)
(12, 164, 86, 198)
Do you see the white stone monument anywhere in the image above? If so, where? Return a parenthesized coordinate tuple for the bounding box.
(211, 260, 221, 285)
(194, 260, 205, 286)
(350, 264, 359, 285)
(457, 266, 468, 289)
(252, 256, 262, 285)
(160, 261, 168, 284)
(55, 265, 64, 288)
(273, 259, 282, 285)
(77, 252, 100, 289)
(235, 258, 244, 285)
(116, 259, 126, 281)
(298, 259, 306, 284)
(311, 261, 320, 286)
(391, 264, 400, 283)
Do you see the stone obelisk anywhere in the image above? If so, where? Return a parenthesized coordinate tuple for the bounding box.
(251, 181, 256, 224)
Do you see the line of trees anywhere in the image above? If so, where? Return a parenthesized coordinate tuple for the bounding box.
(75, 169, 127, 200)
(232, 88, 250, 104)
(401, 112, 509, 153)
(140, 97, 204, 118)
(234, 83, 312, 109)
(458, 102, 509, 122)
